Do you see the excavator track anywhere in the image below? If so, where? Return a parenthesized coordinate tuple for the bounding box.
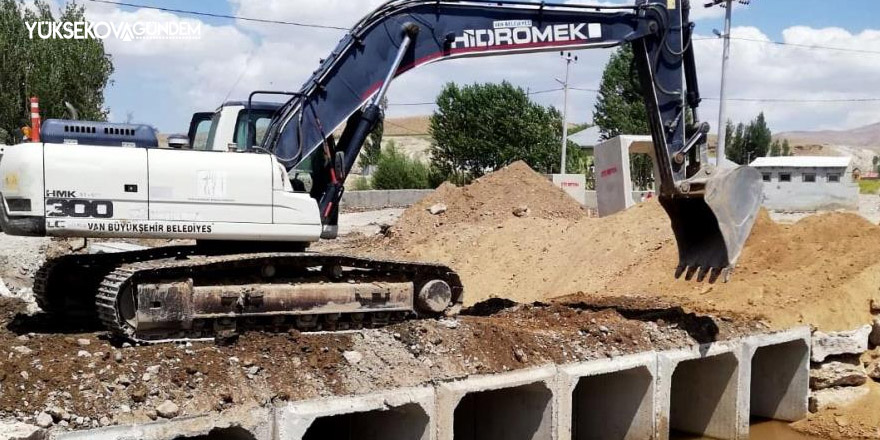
(38, 247, 462, 343)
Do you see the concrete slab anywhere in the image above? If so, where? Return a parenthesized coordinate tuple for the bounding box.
(274, 387, 434, 440)
(657, 342, 743, 440)
(50, 407, 272, 440)
(557, 352, 656, 440)
(437, 365, 557, 440)
(741, 327, 811, 425)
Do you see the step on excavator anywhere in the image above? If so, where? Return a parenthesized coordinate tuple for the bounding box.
(0, 0, 762, 342)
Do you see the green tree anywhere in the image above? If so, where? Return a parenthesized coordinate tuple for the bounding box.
(781, 139, 791, 156)
(592, 46, 654, 189)
(724, 113, 773, 164)
(371, 145, 431, 190)
(429, 81, 566, 181)
(873, 155, 879, 173)
(769, 139, 781, 157)
(0, 0, 114, 144)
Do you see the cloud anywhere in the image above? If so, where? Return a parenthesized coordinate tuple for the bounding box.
(693, 26, 880, 132)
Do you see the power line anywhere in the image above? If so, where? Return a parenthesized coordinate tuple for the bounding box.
(565, 87, 880, 103)
(85, 0, 350, 31)
(693, 36, 880, 55)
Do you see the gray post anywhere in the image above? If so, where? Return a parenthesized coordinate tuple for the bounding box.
(559, 52, 577, 174)
(715, 0, 733, 167)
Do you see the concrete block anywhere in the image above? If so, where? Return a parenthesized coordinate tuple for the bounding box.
(437, 365, 556, 440)
(274, 387, 434, 440)
(812, 325, 871, 362)
(557, 352, 656, 440)
(51, 407, 272, 440)
(810, 361, 867, 390)
(742, 328, 811, 424)
(657, 342, 743, 440)
(809, 386, 870, 412)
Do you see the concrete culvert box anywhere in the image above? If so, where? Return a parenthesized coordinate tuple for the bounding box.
(302, 403, 430, 440)
(453, 383, 553, 440)
(750, 339, 810, 422)
(669, 352, 739, 439)
(174, 427, 257, 440)
(571, 366, 654, 440)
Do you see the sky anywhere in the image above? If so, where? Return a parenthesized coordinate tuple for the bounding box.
(36, 0, 880, 135)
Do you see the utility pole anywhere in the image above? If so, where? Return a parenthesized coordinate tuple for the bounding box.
(706, 0, 753, 167)
(557, 51, 577, 174)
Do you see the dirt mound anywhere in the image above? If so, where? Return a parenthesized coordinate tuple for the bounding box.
(386, 161, 588, 246)
(357, 164, 880, 330)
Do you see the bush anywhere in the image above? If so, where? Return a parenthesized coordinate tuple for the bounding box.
(859, 179, 880, 195)
(371, 146, 432, 190)
(348, 176, 372, 191)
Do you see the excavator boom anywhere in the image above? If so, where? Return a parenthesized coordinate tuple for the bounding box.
(263, 0, 763, 280)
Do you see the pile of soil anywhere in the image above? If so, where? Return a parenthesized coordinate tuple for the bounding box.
(385, 160, 589, 248)
(357, 162, 880, 331)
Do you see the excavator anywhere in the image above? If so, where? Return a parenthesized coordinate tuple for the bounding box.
(0, 0, 762, 342)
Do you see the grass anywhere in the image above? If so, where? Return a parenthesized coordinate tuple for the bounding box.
(859, 179, 880, 194)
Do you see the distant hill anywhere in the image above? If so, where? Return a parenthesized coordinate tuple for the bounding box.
(777, 122, 880, 150)
(384, 116, 431, 136)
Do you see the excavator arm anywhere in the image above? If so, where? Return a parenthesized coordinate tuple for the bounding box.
(262, 0, 763, 281)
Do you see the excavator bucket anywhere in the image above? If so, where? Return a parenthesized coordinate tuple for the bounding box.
(660, 166, 764, 283)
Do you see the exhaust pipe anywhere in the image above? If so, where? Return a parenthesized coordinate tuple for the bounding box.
(661, 165, 763, 283)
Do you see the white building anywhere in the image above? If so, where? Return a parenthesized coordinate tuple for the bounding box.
(748, 156, 858, 212)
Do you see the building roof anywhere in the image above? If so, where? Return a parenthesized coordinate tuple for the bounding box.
(569, 125, 602, 148)
(749, 156, 851, 168)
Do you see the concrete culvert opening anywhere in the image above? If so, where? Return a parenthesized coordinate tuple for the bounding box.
(750, 340, 810, 422)
(453, 382, 552, 440)
(572, 366, 654, 440)
(173, 427, 256, 440)
(670, 353, 739, 439)
(302, 403, 430, 440)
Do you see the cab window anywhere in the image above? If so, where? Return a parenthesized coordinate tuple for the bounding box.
(202, 112, 222, 151)
(233, 110, 274, 151)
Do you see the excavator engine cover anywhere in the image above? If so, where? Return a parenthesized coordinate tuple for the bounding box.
(661, 166, 763, 282)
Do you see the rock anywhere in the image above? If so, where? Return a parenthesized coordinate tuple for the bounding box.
(871, 298, 880, 314)
(512, 205, 530, 217)
(812, 325, 871, 362)
(0, 421, 42, 440)
(99, 416, 110, 427)
(116, 375, 132, 386)
(76, 350, 91, 358)
(809, 386, 870, 412)
(865, 358, 880, 380)
(810, 361, 867, 390)
(35, 412, 53, 428)
(427, 203, 447, 215)
(343, 350, 363, 365)
(513, 348, 528, 363)
(76, 338, 90, 347)
(114, 351, 123, 363)
(871, 317, 880, 347)
(145, 409, 158, 420)
(46, 406, 68, 422)
(12, 346, 32, 355)
(0, 277, 11, 297)
(20, 371, 29, 381)
(155, 400, 179, 419)
(141, 373, 151, 382)
(228, 356, 240, 364)
(146, 365, 160, 374)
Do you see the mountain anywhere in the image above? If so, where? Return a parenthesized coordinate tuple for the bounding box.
(777, 122, 880, 150)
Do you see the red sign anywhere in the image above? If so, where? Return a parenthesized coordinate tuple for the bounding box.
(600, 166, 618, 178)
